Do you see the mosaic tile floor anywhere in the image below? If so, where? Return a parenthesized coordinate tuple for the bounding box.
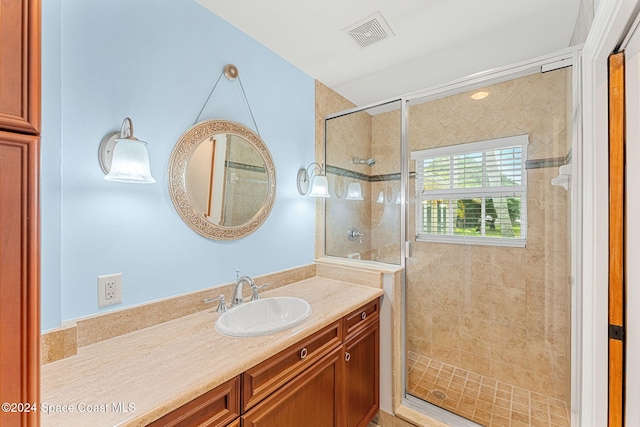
(407, 352, 571, 427)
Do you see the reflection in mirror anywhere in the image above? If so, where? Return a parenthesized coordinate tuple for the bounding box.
(168, 120, 276, 240)
(186, 134, 268, 227)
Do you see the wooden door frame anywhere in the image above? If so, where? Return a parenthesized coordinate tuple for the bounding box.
(608, 51, 626, 427)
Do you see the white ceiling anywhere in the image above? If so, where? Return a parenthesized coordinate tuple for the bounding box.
(196, 0, 582, 106)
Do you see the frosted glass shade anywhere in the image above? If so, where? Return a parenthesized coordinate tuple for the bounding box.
(345, 182, 363, 200)
(309, 175, 330, 197)
(105, 138, 156, 184)
(376, 191, 384, 203)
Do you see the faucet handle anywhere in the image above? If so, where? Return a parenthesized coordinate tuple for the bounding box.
(205, 295, 228, 313)
(251, 283, 269, 301)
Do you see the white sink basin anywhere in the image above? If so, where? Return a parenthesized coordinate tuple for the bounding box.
(215, 297, 312, 337)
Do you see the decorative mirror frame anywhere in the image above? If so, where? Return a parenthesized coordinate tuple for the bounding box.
(168, 119, 276, 240)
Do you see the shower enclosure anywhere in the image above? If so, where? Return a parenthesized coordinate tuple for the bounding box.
(323, 50, 578, 427)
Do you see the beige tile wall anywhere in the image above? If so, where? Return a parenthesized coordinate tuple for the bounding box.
(317, 82, 403, 263)
(324, 109, 374, 259)
(315, 81, 358, 259)
(397, 69, 572, 403)
(370, 109, 403, 264)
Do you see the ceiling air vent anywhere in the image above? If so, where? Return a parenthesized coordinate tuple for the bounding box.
(342, 12, 395, 49)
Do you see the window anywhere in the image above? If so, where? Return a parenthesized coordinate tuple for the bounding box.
(411, 135, 528, 247)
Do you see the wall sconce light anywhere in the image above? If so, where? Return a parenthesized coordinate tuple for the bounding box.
(98, 117, 156, 184)
(297, 162, 330, 197)
(376, 191, 385, 204)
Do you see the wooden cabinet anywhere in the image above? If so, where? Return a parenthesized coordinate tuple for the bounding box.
(0, 0, 41, 134)
(242, 320, 342, 412)
(242, 346, 344, 427)
(0, 1, 41, 426)
(344, 321, 379, 427)
(0, 132, 40, 427)
(243, 298, 380, 427)
(147, 298, 380, 427)
(147, 376, 240, 427)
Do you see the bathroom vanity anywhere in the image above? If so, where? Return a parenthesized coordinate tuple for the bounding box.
(40, 277, 382, 427)
(150, 298, 379, 427)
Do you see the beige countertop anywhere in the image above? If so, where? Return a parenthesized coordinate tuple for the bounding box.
(40, 277, 383, 427)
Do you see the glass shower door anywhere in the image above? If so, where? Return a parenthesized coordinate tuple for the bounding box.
(404, 67, 573, 426)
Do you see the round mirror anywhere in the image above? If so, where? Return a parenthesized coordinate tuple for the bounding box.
(168, 120, 276, 240)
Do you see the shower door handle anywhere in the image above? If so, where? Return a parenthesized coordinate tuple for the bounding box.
(347, 227, 363, 241)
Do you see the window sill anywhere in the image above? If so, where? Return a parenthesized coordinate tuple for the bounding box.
(415, 235, 526, 248)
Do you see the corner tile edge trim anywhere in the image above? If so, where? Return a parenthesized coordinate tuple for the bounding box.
(41, 323, 78, 364)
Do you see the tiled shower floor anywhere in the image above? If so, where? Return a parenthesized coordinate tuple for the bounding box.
(407, 352, 571, 427)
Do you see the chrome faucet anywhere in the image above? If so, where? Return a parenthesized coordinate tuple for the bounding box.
(232, 275, 256, 306)
(232, 271, 269, 306)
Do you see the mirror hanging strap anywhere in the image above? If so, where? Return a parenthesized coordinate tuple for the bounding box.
(193, 64, 261, 137)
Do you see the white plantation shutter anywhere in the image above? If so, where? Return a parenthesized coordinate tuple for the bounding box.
(411, 135, 528, 247)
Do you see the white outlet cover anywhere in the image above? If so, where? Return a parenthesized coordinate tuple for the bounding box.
(98, 273, 122, 307)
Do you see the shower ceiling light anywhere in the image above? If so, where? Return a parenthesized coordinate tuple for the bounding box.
(470, 91, 490, 100)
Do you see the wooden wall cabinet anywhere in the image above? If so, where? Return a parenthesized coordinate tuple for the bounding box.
(0, 0, 41, 134)
(0, 134, 40, 427)
(0, 1, 41, 426)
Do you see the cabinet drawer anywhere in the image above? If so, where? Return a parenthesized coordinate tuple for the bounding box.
(242, 320, 342, 412)
(344, 298, 379, 340)
(147, 376, 240, 427)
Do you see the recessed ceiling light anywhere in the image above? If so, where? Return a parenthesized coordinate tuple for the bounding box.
(470, 91, 490, 100)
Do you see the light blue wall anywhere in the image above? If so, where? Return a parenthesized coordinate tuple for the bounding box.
(41, 0, 316, 331)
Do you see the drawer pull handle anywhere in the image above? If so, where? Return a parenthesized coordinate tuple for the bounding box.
(345, 352, 351, 362)
(361, 312, 367, 320)
(300, 347, 308, 360)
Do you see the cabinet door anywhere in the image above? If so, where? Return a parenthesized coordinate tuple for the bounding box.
(344, 320, 379, 427)
(242, 346, 344, 427)
(0, 0, 40, 134)
(242, 320, 342, 411)
(0, 133, 39, 427)
(147, 376, 240, 427)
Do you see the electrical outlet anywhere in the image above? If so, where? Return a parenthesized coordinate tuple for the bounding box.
(98, 273, 122, 307)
